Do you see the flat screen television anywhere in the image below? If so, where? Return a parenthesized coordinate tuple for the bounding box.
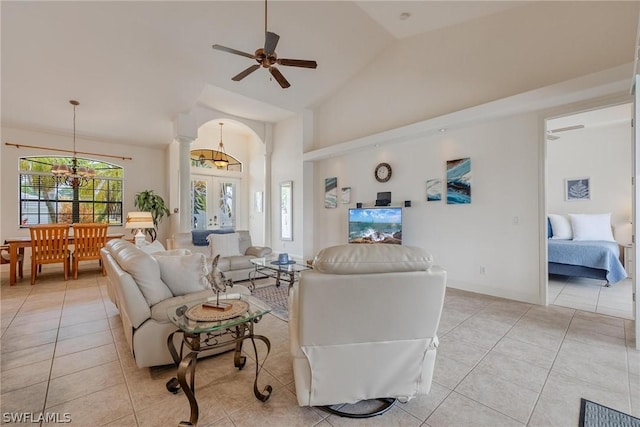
(348, 207, 402, 244)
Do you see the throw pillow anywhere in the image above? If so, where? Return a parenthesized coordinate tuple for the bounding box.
(138, 240, 166, 254)
(117, 249, 173, 306)
(207, 232, 242, 258)
(569, 213, 615, 242)
(548, 214, 572, 240)
(153, 253, 211, 296)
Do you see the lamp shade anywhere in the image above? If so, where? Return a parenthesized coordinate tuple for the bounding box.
(125, 212, 154, 230)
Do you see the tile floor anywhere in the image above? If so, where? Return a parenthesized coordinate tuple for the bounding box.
(549, 275, 634, 319)
(1, 263, 639, 426)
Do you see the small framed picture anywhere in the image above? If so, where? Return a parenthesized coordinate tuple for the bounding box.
(341, 187, 351, 204)
(565, 177, 590, 201)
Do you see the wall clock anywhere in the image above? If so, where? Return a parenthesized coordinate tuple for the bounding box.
(374, 163, 392, 183)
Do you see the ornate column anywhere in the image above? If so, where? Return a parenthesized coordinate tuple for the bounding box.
(173, 113, 198, 233)
(178, 136, 194, 232)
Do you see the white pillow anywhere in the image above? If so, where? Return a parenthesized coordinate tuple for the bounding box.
(153, 253, 211, 296)
(138, 240, 166, 254)
(569, 213, 615, 242)
(548, 214, 572, 240)
(118, 250, 173, 306)
(207, 233, 242, 258)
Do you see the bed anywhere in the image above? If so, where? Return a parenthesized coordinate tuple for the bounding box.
(548, 239, 627, 286)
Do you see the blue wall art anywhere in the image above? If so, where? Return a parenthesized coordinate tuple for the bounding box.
(565, 177, 590, 201)
(325, 177, 338, 208)
(426, 179, 442, 202)
(446, 158, 471, 204)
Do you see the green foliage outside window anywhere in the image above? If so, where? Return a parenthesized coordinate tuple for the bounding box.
(19, 156, 123, 226)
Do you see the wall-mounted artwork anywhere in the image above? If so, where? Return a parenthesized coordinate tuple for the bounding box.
(255, 191, 263, 213)
(446, 158, 471, 204)
(565, 177, 590, 201)
(341, 187, 351, 204)
(426, 179, 442, 202)
(280, 181, 292, 241)
(325, 177, 338, 208)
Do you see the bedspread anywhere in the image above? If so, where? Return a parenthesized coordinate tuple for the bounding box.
(548, 240, 627, 283)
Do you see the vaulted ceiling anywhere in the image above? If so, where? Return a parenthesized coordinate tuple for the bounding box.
(1, 1, 636, 148)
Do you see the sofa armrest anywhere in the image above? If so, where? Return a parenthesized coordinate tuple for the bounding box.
(245, 246, 272, 257)
(101, 249, 151, 329)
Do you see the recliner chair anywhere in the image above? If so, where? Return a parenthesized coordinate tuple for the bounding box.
(288, 244, 446, 417)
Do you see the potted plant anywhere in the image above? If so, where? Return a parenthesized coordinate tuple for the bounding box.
(133, 190, 170, 241)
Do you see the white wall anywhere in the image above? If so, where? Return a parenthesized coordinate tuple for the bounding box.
(271, 114, 305, 258)
(0, 126, 169, 242)
(312, 114, 542, 303)
(547, 121, 632, 228)
(313, 2, 638, 149)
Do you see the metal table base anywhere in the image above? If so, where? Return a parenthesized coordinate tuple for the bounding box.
(166, 321, 272, 426)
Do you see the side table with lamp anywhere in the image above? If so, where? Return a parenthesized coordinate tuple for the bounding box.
(125, 212, 154, 246)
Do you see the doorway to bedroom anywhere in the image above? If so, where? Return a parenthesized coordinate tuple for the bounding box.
(545, 102, 633, 319)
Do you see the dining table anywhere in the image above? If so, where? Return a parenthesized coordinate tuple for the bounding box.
(3, 232, 124, 286)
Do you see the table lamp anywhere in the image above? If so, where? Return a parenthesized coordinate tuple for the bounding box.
(125, 212, 154, 246)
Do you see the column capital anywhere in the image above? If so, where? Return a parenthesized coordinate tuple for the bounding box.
(173, 112, 198, 142)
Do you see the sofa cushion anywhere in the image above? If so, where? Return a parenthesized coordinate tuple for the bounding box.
(227, 255, 256, 271)
(207, 232, 242, 258)
(217, 257, 231, 272)
(115, 244, 173, 306)
(313, 244, 433, 275)
(152, 252, 211, 296)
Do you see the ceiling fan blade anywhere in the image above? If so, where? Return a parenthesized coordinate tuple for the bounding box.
(277, 58, 318, 69)
(232, 64, 260, 81)
(264, 31, 280, 55)
(269, 66, 290, 88)
(212, 44, 256, 59)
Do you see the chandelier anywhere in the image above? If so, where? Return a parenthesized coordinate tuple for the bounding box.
(51, 100, 95, 187)
(211, 122, 230, 169)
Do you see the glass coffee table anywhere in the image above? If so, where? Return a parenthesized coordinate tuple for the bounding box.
(248, 255, 311, 290)
(166, 292, 272, 426)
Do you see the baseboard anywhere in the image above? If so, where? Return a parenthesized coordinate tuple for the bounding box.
(446, 279, 541, 305)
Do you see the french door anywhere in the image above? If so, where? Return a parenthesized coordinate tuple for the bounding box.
(191, 174, 239, 230)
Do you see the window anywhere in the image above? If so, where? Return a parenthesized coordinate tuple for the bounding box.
(19, 156, 123, 226)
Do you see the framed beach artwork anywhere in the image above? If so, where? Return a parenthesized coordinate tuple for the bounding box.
(565, 177, 590, 201)
(446, 158, 471, 204)
(426, 179, 442, 202)
(341, 187, 351, 204)
(325, 177, 338, 208)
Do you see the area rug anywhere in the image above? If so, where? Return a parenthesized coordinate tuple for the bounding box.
(579, 398, 640, 427)
(251, 284, 289, 321)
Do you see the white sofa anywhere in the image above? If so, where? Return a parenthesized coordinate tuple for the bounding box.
(289, 244, 447, 412)
(172, 230, 271, 283)
(101, 239, 250, 368)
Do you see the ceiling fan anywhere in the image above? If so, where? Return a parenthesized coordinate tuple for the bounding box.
(212, 0, 317, 89)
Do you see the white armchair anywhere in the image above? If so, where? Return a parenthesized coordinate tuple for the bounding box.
(288, 244, 447, 417)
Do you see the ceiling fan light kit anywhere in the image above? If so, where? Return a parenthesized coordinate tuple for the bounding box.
(212, 0, 317, 88)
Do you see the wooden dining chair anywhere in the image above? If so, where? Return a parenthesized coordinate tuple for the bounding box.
(0, 245, 24, 279)
(29, 224, 71, 285)
(71, 223, 108, 279)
